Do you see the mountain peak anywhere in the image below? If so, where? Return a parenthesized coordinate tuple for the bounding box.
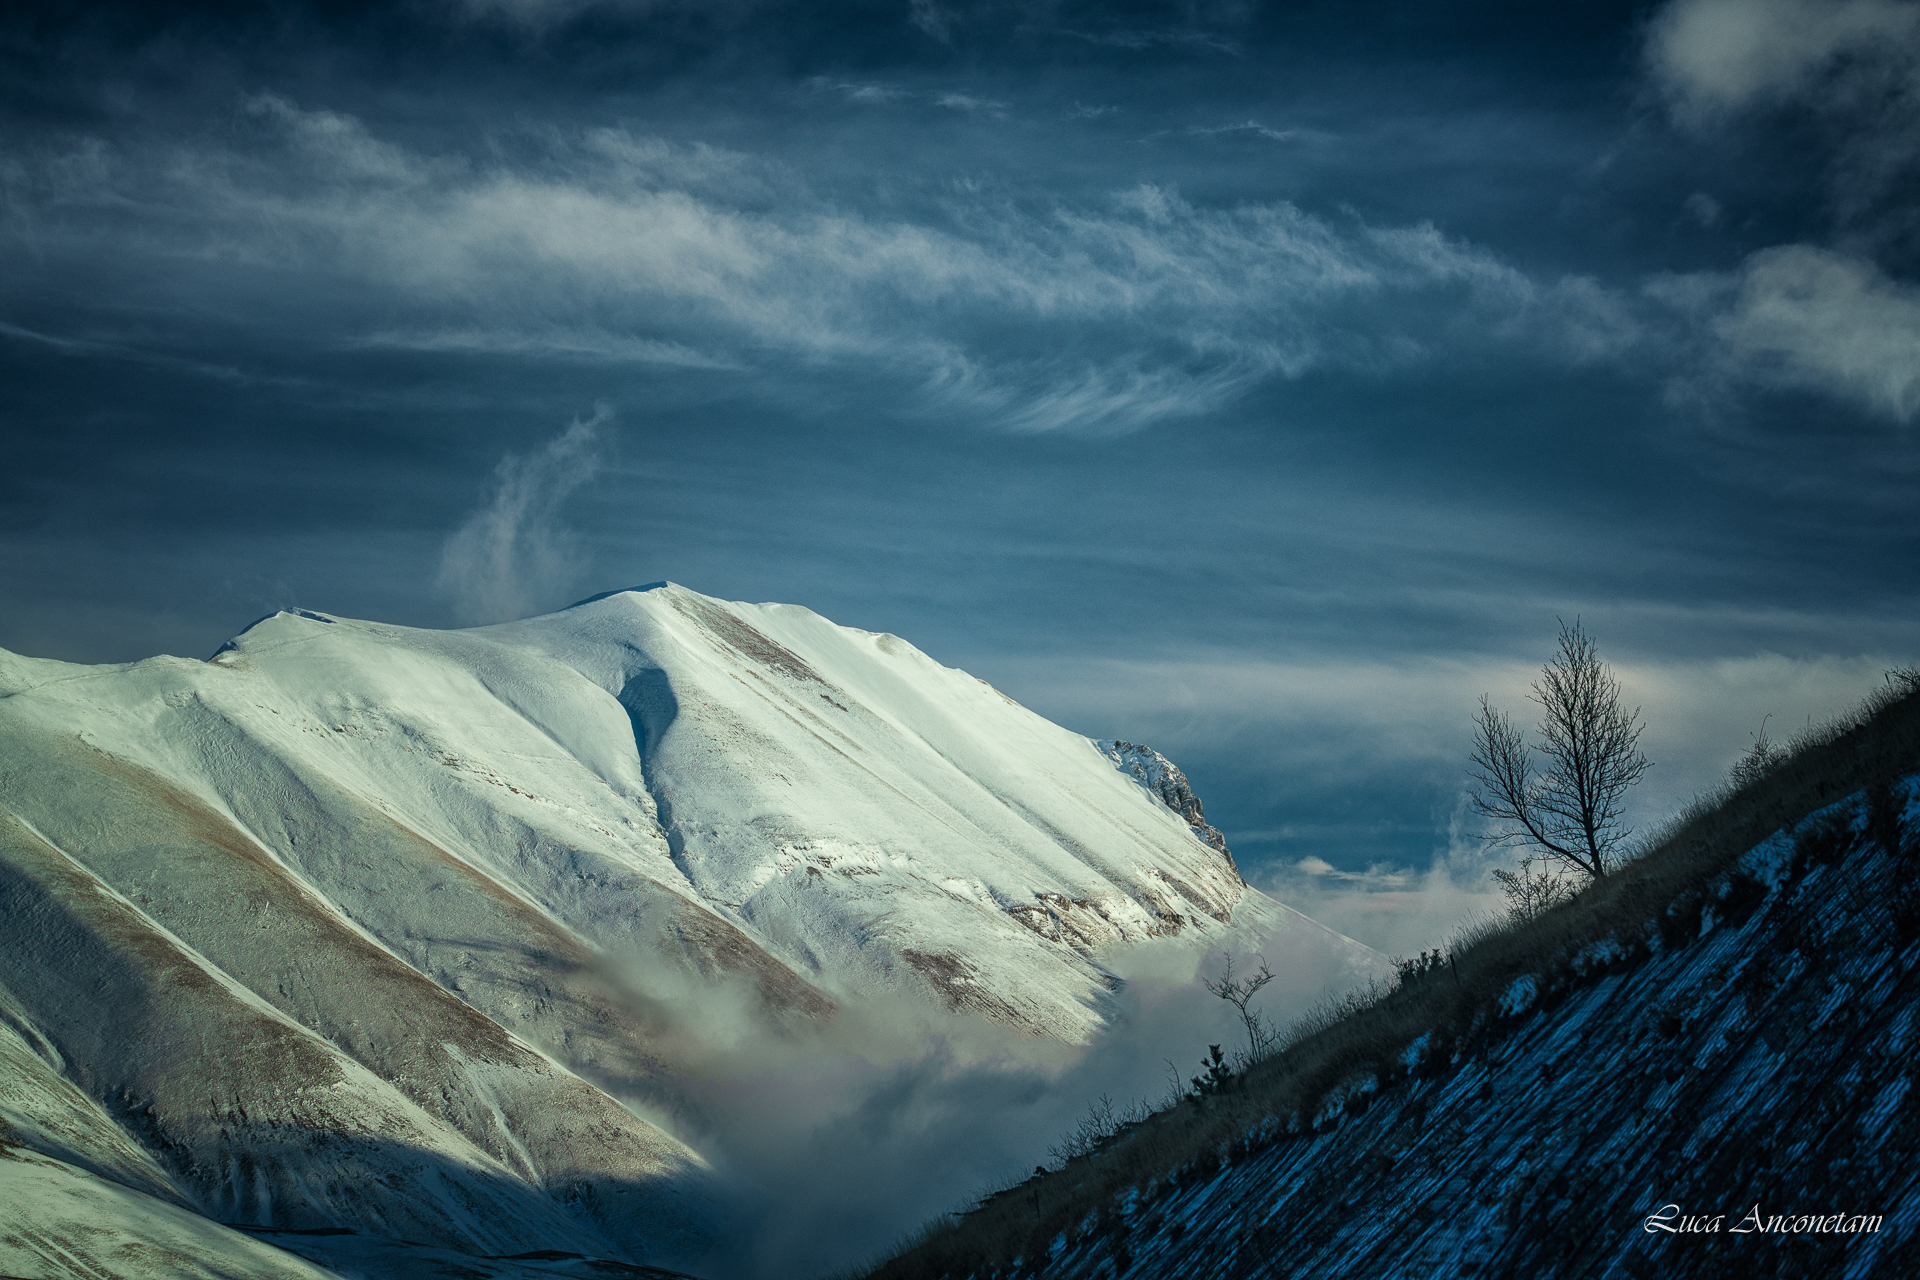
(562, 582, 675, 609)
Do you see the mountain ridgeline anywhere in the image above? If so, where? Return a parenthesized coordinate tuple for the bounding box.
(0, 584, 1378, 1280)
(861, 676, 1920, 1279)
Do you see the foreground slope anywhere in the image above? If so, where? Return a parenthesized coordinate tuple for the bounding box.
(868, 680, 1920, 1280)
(0, 583, 1376, 1275)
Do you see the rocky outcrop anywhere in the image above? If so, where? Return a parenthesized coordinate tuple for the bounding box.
(1101, 740, 1237, 874)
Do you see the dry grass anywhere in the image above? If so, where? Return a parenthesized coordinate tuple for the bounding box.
(855, 673, 1920, 1280)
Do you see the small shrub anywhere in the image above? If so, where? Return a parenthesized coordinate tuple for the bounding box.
(1730, 717, 1789, 789)
(1493, 856, 1577, 923)
(1392, 948, 1449, 989)
(1189, 1046, 1233, 1098)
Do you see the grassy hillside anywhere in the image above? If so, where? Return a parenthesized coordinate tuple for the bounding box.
(857, 671, 1920, 1280)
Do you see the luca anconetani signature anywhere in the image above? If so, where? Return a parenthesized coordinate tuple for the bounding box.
(1643, 1204, 1883, 1236)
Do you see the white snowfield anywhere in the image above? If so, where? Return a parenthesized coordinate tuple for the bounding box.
(0, 583, 1378, 1276)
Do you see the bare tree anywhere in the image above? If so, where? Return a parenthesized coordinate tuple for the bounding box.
(1204, 953, 1278, 1066)
(1470, 620, 1650, 880)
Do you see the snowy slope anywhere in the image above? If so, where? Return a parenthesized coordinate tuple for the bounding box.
(0, 1147, 348, 1280)
(880, 770, 1920, 1279)
(0, 583, 1377, 1272)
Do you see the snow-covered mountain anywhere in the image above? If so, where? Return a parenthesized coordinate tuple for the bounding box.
(0, 583, 1378, 1277)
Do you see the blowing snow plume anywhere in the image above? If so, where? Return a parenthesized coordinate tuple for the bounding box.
(437, 407, 607, 624)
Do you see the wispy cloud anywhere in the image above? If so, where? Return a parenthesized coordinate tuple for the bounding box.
(1652, 244, 1920, 422)
(1256, 844, 1507, 956)
(4, 98, 1643, 435)
(936, 92, 1008, 113)
(806, 77, 912, 104)
(436, 407, 609, 625)
(1050, 26, 1245, 56)
(351, 327, 737, 368)
(806, 79, 1007, 113)
(0, 320, 305, 387)
(909, 0, 954, 43)
(1164, 119, 1299, 142)
(449, 0, 731, 30)
(455, 0, 598, 22)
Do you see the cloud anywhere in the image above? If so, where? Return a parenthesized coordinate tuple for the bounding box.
(923, 352, 1266, 435)
(909, 0, 954, 42)
(1051, 26, 1245, 55)
(601, 919, 1374, 1278)
(1647, 0, 1920, 125)
(449, 0, 720, 29)
(436, 407, 609, 625)
(935, 92, 1008, 112)
(993, 641, 1901, 876)
(1655, 245, 1920, 421)
(350, 327, 737, 367)
(1641, 4, 1920, 422)
(455, 0, 597, 21)
(1256, 844, 1507, 956)
(1172, 119, 1298, 142)
(806, 77, 912, 103)
(807, 80, 1006, 113)
(4, 99, 1642, 435)
(1717, 246, 1920, 419)
(1683, 191, 1722, 227)
(1646, 0, 1920, 227)
(0, 319, 306, 388)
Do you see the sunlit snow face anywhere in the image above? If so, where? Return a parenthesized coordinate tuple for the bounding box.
(0, 576, 1390, 1279)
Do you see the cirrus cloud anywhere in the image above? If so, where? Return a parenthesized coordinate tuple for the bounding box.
(3, 94, 1642, 436)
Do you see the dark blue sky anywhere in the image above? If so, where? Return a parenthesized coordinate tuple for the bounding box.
(4, 0, 1918, 920)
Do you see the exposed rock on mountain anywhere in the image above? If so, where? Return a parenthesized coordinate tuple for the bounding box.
(1101, 740, 1236, 870)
